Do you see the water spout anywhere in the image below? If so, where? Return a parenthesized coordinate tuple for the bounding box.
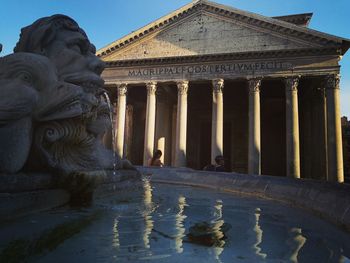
(102, 92, 117, 175)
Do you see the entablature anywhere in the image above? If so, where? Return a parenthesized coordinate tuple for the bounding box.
(102, 49, 340, 85)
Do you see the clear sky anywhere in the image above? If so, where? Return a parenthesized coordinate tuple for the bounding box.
(1, 0, 349, 116)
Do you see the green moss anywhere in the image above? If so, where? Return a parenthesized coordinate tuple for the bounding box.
(0, 212, 101, 263)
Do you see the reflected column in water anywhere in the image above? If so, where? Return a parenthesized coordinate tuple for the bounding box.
(175, 195, 187, 253)
(252, 208, 267, 259)
(286, 228, 306, 263)
(211, 199, 225, 260)
(113, 217, 120, 249)
(142, 179, 154, 249)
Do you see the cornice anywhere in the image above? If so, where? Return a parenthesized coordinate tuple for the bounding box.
(104, 47, 341, 68)
(273, 13, 313, 27)
(97, 0, 349, 58)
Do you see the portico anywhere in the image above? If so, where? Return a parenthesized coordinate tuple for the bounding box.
(97, 0, 349, 182)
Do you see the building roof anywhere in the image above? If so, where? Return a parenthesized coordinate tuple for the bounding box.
(97, 0, 350, 59)
(272, 13, 313, 27)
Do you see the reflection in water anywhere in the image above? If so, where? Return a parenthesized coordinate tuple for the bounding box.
(112, 217, 120, 249)
(143, 179, 152, 206)
(287, 228, 306, 263)
(175, 195, 187, 253)
(143, 215, 154, 249)
(28, 184, 350, 263)
(339, 255, 350, 263)
(142, 179, 154, 249)
(211, 199, 225, 260)
(253, 208, 267, 259)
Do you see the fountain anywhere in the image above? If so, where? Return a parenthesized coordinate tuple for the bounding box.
(0, 14, 140, 211)
(2, 14, 350, 263)
(101, 91, 118, 175)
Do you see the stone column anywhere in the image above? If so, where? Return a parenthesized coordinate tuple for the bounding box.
(143, 82, 157, 166)
(174, 81, 189, 167)
(248, 78, 262, 175)
(285, 77, 300, 179)
(326, 74, 344, 183)
(211, 79, 224, 164)
(116, 83, 127, 158)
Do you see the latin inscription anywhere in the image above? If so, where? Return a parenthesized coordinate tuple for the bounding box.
(128, 61, 292, 77)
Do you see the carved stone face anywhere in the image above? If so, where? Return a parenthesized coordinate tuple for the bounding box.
(0, 53, 83, 122)
(34, 81, 83, 122)
(0, 52, 57, 93)
(5, 15, 118, 173)
(42, 29, 105, 95)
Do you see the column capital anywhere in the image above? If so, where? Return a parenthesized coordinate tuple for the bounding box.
(146, 81, 157, 95)
(325, 74, 340, 90)
(117, 83, 128, 96)
(176, 80, 189, 95)
(212, 79, 224, 93)
(248, 78, 262, 93)
(284, 76, 300, 91)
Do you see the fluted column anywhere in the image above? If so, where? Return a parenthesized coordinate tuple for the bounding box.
(326, 74, 344, 183)
(248, 78, 262, 175)
(116, 83, 127, 158)
(211, 79, 224, 163)
(143, 82, 157, 166)
(174, 80, 189, 167)
(285, 77, 300, 178)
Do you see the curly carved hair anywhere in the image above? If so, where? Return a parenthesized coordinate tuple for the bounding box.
(13, 14, 94, 54)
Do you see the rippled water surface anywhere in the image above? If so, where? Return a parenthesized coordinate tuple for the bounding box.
(33, 179, 350, 263)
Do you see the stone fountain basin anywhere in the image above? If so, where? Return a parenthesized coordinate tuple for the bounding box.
(0, 170, 141, 222)
(1, 167, 350, 231)
(139, 167, 350, 232)
(1, 167, 350, 262)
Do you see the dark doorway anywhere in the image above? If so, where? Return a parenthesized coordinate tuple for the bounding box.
(261, 80, 286, 176)
(127, 86, 146, 165)
(199, 121, 211, 169)
(223, 122, 232, 171)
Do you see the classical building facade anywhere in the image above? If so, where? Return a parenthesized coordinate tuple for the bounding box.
(342, 117, 350, 180)
(97, 0, 350, 182)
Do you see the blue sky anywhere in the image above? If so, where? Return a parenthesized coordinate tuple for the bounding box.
(1, 0, 350, 116)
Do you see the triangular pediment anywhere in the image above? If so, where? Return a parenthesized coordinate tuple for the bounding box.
(97, 0, 349, 61)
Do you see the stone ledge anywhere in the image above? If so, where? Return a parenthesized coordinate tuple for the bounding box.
(0, 190, 70, 222)
(0, 173, 54, 193)
(0, 170, 141, 221)
(139, 166, 350, 231)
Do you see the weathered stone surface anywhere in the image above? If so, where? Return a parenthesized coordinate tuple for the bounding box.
(0, 173, 53, 193)
(12, 15, 115, 174)
(0, 52, 80, 173)
(0, 169, 141, 221)
(0, 190, 70, 222)
(102, 12, 313, 62)
(0, 15, 129, 174)
(99, 0, 349, 60)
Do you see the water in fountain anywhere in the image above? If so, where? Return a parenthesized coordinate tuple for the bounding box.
(12, 182, 350, 262)
(102, 92, 117, 175)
